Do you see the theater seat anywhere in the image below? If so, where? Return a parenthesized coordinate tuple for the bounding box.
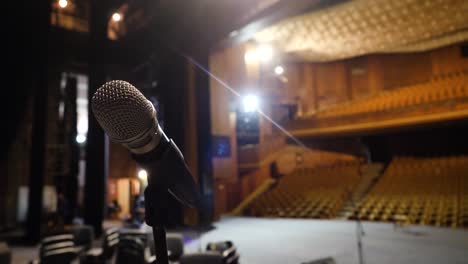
(0, 242, 11, 264)
(81, 227, 119, 264)
(38, 234, 78, 264)
(315, 68, 468, 123)
(206, 241, 239, 264)
(66, 225, 94, 251)
(351, 155, 468, 228)
(247, 162, 360, 219)
(115, 237, 146, 264)
(166, 233, 184, 261)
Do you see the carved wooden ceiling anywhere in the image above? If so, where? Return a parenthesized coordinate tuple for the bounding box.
(253, 0, 468, 61)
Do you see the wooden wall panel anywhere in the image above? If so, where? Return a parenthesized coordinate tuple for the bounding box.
(109, 142, 137, 179)
(315, 61, 347, 109)
(367, 55, 383, 95)
(283, 63, 302, 104)
(380, 52, 432, 90)
(348, 57, 369, 99)
(209, 48, 239, 181)
(227, 44, 251, 89)
(281, 44, 467, 113)
(213, 179, 228, 220)
(431, 45, 468, 75)
(209, 50, 232, 136)
(302, 64, 317, 114)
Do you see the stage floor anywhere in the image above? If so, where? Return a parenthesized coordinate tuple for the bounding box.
(9, 217, 468, 263)
(185, 217, 468, 264)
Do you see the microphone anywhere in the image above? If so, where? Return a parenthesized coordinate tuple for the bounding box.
(91, 80, 199, 208)
(92, 80, 164, 155)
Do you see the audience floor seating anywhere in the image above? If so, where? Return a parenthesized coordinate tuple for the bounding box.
(349, 156, 468, 228)
(247, 162, 361, 219)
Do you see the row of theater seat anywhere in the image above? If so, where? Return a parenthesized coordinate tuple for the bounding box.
(317, 69, 468, 119)
(247, 162, 361, 219)
(246, 155, 468, 228)
(31, 226, 239, 264)
(349, 156, 468, 228)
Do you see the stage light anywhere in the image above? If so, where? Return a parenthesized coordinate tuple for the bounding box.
(77, 117, 88, 134)
(245, 44, 274, 64)
(58, 0, 68, 8)
(138, 169, 148, 181)
(112, 12, 122, 22)
(76, 134, 86, 144)
(257, 44, 273, 62)
(242, 95, 259, 113)
(244, 50, 259, 65)
(274, 65, 284, 75)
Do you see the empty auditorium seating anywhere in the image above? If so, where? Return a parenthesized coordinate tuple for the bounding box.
(0, 242, 11, 264)
(80, 227, 119, 264)
(37, 233, 78, 264)
(316, 69, 468, 121)
(206, 241, 239, 264)
(166, 233, 184, 262)
(247, 162, 361, 219)
(115, 237, 147, 264)
(350, 156, 468, 228)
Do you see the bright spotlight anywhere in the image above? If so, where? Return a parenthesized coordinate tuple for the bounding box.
(138, 169, 148, 181)
(245, 44, 273, 64)
(274, 65, 284, 75)
(76, 134, 86, 144)
(242, 95, 259, 113)
(244, 50, 259, 65)
(112, 12, 122, 22)
(257, 44, 273, 62)
(58, 0, 68, 8)
(77, 117, 88, 134)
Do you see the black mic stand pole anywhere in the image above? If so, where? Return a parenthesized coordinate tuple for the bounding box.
(135, 135, 200, 264)
(145, 183, 169, 264)
(136, 138, 173, 264)
(355, 162, 365, 264)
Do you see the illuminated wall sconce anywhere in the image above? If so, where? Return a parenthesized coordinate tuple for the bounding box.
(112, 12, 122, 22)
(274, 65, 284, 75)
(58, 0, 68, 8)
(76, 134, 86, 144)
(138, 169, 148, 181)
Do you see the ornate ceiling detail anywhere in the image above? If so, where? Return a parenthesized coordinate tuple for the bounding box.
(254, 0, 468, 61)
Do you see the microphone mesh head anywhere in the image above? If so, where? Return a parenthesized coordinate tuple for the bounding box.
(92, 80, 155, 141)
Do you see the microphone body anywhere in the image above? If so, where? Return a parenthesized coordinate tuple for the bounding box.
(133, 133, 199, 209)
(92, 80, 200, 264)
(92, 80, 200, 208)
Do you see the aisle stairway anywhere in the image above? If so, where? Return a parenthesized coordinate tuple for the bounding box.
(337, 163, 384, 219)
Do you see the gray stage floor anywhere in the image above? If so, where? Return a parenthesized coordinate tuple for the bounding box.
(185, 217, 468, 264)
(10, 217, 468, 263)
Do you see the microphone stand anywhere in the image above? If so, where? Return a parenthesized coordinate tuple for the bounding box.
(145, 183, 170, 264)
(135, 136, 200, 264)
(354, 162, 365, 264)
